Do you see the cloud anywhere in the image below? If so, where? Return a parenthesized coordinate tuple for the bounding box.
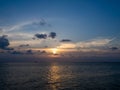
(8, 33, 33, 41)
(76, 38, 112, 48)
(10, 40, 37, 48)
(34, 32, 57, 40)
(4, 48, 14, 50)
(60, 39, 72, 42)
(2, 18, 50, 33)
(57, 38, 114, 52)
(58, 43, 76, 49)
(2, 22, 31, 32)
(26, 50, 33, 54)
(39, 50, 47, 54)
(110, 47, 119, 51)
(10, 51, 23, 54)
(37, 39, 60, 48)
(49, 32, 56, 39)
(0, 35, 10, 49)
(35, 33, 47, 39)
(19, 44, 30, 47)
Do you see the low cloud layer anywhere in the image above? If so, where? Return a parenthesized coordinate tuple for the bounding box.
(0, 31, 119, 56)
(58, 38, 115, 52)
(76, 38, 112, 48)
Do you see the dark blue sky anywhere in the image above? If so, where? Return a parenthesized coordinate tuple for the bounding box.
(0, 0, 120, 41)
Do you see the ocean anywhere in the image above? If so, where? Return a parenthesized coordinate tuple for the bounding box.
(0, 62, 120, 90)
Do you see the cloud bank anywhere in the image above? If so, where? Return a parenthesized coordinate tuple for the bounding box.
(76, 38, 112, 48)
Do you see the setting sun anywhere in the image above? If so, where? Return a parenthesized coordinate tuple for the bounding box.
(51, 48, 58, 54)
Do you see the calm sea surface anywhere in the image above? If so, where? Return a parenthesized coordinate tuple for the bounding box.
(0, 62, 120, 90)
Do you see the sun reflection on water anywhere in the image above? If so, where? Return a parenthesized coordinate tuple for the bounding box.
(47, 63, 61, 90)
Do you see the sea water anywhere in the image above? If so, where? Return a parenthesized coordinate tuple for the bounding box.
(0, 62, 120, 90)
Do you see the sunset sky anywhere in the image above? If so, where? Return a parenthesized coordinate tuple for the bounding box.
(0, 0, 120, 62)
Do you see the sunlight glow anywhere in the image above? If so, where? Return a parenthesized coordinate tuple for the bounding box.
(51, 48, 58, 54)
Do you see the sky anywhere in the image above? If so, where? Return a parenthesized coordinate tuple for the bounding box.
(0, 0, 120, 62)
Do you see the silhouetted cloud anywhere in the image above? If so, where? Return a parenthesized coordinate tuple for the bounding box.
(41, 50, 47, 54)
(49, 32, 56, 39)
(10, 51, 23, 54)
(35, 33, 47, 39)
(0, 35, 9, 49)
(34, 32, 57, 40)
(26, 50, 33, 54)
(110, 47, 119, 50)
(4, 48, 14, 50)
(19, 44, 30, 47)
(37, 50, 47, 54)
(60, 39, 72, 42)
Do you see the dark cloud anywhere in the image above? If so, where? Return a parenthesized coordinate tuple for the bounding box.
(4, 48, 14, 50)
(34, 32, 57, 39)
(60, 39, 72, 42)
(0, 35, 10, 49)
(40, 50, 46, 54)
(110, 47, 119, 50)
(26, 50, 33, 54)
(37, 50, 46, 54)
(10, 51, 23, 54)
(49, 32, 56, 39)
(35, 33, 47, 39)
(19, 44, 30, 47)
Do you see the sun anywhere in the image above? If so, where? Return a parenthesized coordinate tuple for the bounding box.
(51, 48, 58, 55)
